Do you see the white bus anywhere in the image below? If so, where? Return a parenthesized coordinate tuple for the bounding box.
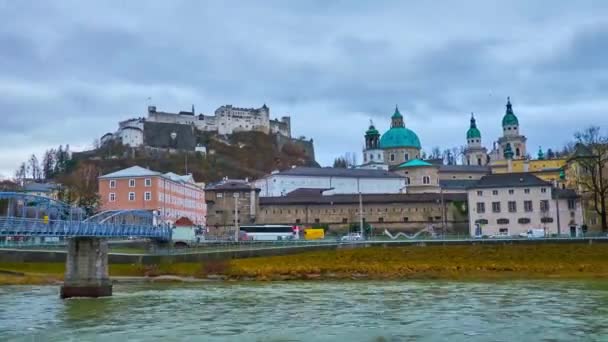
(239, 225, 299, 241)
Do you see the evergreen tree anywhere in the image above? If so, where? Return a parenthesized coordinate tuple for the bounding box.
(42, 149, 56, 180)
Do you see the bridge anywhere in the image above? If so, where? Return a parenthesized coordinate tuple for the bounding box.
(0, 192, 169, 298)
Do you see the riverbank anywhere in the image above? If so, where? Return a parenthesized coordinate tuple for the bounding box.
(1, 244, 607, 285)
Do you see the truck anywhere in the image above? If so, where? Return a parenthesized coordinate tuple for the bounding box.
(519, 228, 546, 239)
(303, 228, 325, 240)
(172, 227, 203, 247)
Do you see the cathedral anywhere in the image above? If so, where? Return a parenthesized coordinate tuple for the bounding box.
(360, 98, 528, 171)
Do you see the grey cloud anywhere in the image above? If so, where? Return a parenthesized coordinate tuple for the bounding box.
(1, 1, 608, 177)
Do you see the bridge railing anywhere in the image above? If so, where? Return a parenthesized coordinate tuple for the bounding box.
(0, 217, 171, 240)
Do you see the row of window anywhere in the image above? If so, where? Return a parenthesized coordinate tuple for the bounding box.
(389, 152, 419, 162)
(108, 192, 152, 202)
(476, 199, 576, 213)
(474, 217, 554, 225)
(292, 216, 441, 224)
(476, 188, 547, 196)
(264, 206, 441, 215)
(405, 176, 432, 185)
(109, 178, 152, 188)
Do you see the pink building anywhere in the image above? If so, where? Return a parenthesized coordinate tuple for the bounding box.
(98, 166, 206, 226)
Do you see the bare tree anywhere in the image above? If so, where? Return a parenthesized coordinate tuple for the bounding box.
(28, 154, 41, 180)
(14, 162, 27, 183)
(572, 126, 608, 232)
(429, 146, 442, 160)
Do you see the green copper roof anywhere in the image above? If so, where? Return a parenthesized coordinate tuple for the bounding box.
(467, 113, 481, 139)
(397, 159, 433, 168)
(391, 105, 403, 119)
(380, 127, 421, 149)
(365, 122, 380, 136)
(502, 97, 519, 127)
(559, 168, 565, 180)
(537, 146, 545, 160)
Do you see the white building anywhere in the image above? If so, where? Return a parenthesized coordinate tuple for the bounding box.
(467, 173, 583, 237)
(146, 104, 291, 137)
(254, 167, 407, 197)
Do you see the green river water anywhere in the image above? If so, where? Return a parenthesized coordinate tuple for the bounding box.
(0, 280, 607, 341)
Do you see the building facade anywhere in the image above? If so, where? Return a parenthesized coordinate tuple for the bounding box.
(98, 166, 207, 225)
(258, 192, 469, 233)
(205, 178, 260, 228)
(254, 167, 407, 197)
(467, 173, 583, 237)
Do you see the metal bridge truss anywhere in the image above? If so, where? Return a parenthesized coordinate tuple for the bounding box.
(0, 217, 171, 240)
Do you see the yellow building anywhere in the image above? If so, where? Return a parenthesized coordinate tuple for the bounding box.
(491, 157, 567, 184)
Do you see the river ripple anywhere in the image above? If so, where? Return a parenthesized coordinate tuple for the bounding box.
(0, 280, 607, 341)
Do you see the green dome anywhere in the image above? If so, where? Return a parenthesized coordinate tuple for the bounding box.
(467, 113, 481, 139)
(502, 97, 519, 127)
(380, 127, 421, 149)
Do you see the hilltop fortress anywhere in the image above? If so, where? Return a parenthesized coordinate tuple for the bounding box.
(148, 104, 291, 137)
(101, 103, 294, 149)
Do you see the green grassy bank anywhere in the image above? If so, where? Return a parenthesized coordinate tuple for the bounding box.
(1, 244, 607, 285)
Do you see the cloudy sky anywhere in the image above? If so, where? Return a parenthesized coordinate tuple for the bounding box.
(1, 1, 607, 178)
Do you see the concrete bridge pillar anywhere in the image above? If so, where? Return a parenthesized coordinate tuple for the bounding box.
(60, 237, 112, 299)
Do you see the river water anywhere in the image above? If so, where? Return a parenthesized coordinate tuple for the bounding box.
(1, 280, 607, 341)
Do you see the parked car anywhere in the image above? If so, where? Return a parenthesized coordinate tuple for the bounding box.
(341, 233, 363, 241)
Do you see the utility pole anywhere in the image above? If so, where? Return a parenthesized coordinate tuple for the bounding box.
(359, 192, 364, 239)
(233, 192, 240, 241)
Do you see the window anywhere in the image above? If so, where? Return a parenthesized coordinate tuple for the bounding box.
(497, 218, 509, 224)
(568, 199, 576, 210)
(296, 219, 301, 224)
(541, 188, 547, 193)
(508, 201, 517, 213)
(524, 188, 530, 194)
(145, 178, 152, 187)
(144, 192, 151, 201)
(109, 180, 116, 189)
(217, 193, 223, 198)
(390, 153, 395, 162)
(477, 190, 483, 196)
(404, 153, 409, 161)
(508, 189, 514, 195)
(524, 200, 533, 212)
(541, 217, 554, 223)
(476, 202, 485, 213)
(314, 218, 320, 224)
(405, 177, 410, 185)
(109, 193, 116, 202)
(475, 219, 489, 225)
(342, 218, 348, 223)
(403, 217, 409, 222)
(379, 217, 384, 223)
(518, 218, 531, 224)
(492, 190, 498, 195)
(498, 228, 509, 236)
(492, 202, 501, 213)
(540, 200, 549, 212)
(129, 179, 135, 187)
(378, 153, 381, 160)
(423, 176, 430, 185)
(128, 192, 135, 201)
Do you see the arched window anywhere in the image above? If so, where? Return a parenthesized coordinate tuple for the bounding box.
(364, 154, 367, 162)
(516, 148, 521, 157)
(404, 153, 409, 161)
(423, 176, 430, 185)
(390, 153, 395, 162)
(369, 153, 373, 160)
(405, 177, 410, 185)
(378, 153, 382, 160)
(477, 158, 482, 166)
(467, 157, 471, 165)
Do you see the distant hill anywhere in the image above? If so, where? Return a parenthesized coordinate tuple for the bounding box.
(73, 131, 318, 184)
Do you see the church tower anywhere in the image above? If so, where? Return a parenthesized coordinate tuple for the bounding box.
(361, 120, 386, 169)
(496, 97, 527, 160)
(463, 113, 488, 165)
